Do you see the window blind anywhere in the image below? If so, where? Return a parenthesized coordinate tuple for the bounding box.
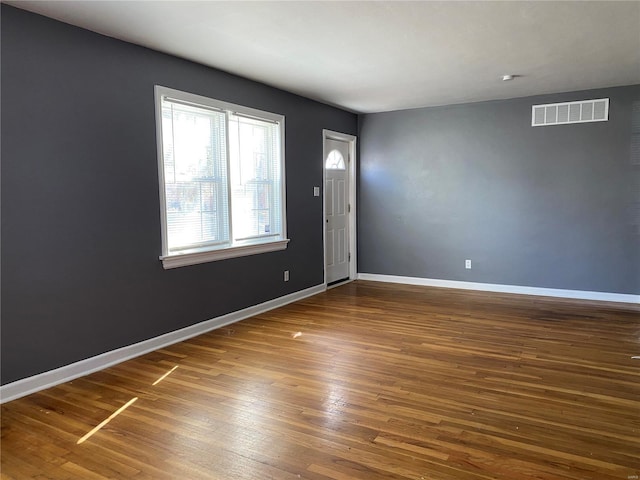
(229, 114, 282, 241)
(161, 99, 230, 251)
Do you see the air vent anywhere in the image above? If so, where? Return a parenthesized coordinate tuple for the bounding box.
(532, 98, 609, 127)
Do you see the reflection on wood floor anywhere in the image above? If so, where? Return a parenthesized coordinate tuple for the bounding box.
(2, 280, 639, 479)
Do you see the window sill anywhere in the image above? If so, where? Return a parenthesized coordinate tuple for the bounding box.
(160, 239, 290, 269)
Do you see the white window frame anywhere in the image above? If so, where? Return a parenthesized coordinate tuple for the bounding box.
(155, 86, 289, 269)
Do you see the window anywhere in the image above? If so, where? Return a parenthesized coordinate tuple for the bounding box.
(155, 86, 288, 268)
(325, 149, 346, 170)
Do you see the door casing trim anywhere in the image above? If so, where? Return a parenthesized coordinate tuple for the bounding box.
(322, 129, 357, 286)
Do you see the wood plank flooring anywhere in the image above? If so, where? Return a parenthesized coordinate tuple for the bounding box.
(2, 281, 639, 479)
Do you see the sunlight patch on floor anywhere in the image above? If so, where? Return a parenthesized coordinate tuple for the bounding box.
(77, 397, 138, 445)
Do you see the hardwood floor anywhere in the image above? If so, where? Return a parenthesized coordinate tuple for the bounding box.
(2, 281, 639, 479)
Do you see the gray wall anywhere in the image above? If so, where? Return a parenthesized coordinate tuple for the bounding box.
(358, 85, 640, 295)
(1, 6, 357, 384)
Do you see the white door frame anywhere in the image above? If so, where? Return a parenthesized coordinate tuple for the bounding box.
(323, 129, 357, 286)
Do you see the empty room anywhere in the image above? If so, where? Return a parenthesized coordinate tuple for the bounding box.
(1, 1, 639, 479)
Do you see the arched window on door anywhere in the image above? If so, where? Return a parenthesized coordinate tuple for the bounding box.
(325, 149, 346, 170)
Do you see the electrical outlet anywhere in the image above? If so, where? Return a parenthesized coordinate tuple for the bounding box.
(313, 186, 320, 197)
(284, 270, 289, 282)
(465, 259, 472, 269)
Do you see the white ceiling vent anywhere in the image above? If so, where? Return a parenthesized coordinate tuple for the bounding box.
(532, 98, 609, 127)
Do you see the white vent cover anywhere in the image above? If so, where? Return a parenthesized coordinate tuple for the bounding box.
(532, 98, 609, 127)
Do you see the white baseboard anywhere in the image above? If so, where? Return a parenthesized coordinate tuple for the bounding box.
(357, 273, 640, 304)
(0, 284, 325, 404)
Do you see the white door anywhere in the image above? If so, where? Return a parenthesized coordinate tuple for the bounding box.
(325, 138, 350, 284)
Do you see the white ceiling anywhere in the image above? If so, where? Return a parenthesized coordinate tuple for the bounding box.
(6, 1, 640, 113)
